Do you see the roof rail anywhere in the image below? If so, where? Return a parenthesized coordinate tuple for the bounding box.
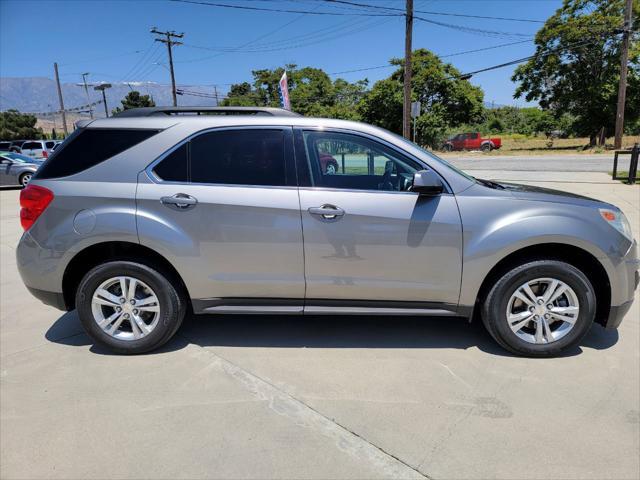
(112, 106, 300, 118)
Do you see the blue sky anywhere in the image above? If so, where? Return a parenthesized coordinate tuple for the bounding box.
(0, 0, 564, 105)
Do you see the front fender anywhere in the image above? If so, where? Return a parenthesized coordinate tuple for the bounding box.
(456, 192, 626, 307)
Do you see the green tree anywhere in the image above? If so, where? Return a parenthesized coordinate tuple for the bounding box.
(359, 49, 485, 148)
(512, 0, 640, 145)
(223, 65, 367, 119)
(112, 91, 156, 115)
(0, 110, 43, 140)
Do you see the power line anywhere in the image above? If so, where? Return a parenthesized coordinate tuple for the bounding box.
(180, 16, 393, 57)
(327, 39, 533, 76)
(316, 0, 546, 23)
(413, 15, 533, 38)
(169, 0, 402, 16)
(449, 30, 625, 80)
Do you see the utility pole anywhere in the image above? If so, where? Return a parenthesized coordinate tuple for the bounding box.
(214, 85, 219, 106)
(151, 27, 183, 107)
(53, 62, 68, 135)
(94, 84, 112, 118)
(403, 0, 413, 139)
(81, 73, 94, 119)
(614, 0, 634, 150)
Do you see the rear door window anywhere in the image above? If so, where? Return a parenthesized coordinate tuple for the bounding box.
(190, 129, 287, 186)
(36, 128, 160, 179)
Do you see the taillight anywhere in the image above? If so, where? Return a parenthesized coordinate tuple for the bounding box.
(42, 150, 48, 158)
(20, 185, 54, 231)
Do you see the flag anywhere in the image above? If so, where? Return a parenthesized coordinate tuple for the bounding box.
(278, 71, 291, 111)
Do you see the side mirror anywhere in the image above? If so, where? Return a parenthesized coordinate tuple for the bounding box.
(411, 169, 444, 196)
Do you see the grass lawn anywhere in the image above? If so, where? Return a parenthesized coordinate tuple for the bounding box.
(439, 134, 639, 156)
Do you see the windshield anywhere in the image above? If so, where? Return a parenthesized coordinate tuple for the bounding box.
(1, 152, 38, 163)
(388, 132, 476, 182)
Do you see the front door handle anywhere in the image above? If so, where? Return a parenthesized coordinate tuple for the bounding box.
(308, 204, 345, 220)
(161, 193, 197, 210)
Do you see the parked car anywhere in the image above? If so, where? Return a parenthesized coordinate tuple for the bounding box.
(19, 140, 58, 159)
(0, 141, 12, 151)
(319, 152, 339, 174)
(16, 107, 638, 357)
(0, 151, 42, 186)
(443, 133, 502, 152)
(9, 140, 27, 153)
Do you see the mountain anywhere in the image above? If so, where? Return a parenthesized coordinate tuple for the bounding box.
(0, 77, 219, 116)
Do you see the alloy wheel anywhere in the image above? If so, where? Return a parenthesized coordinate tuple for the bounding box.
(506, 277, 580, 344)
(91, 276, 160, 341)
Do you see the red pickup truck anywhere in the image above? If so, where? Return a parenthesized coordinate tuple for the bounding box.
(443, 132, 502, 152)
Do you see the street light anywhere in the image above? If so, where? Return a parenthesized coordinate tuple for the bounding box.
(93, 83, 112, 118)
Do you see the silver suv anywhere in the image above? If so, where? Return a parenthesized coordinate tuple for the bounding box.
(16, 107, 639, 356)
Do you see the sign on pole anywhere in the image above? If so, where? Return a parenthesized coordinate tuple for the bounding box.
(411, 101, 421, 118)
(278, 72, 291, 111)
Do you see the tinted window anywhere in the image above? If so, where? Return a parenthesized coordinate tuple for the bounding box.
(45, 141, 55, 148)
(0, 142, 11, 149)
(190, 129, 286, 186)
(301, 131, 420, 192)
(22, 142, 42, 150)
(153, 144, 188, 182)
(37, 128, 159, 179)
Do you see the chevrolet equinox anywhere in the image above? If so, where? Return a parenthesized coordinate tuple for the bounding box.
(16, 107, 639, 356)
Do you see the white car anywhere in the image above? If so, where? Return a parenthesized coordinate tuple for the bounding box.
(19, 140, 58, 160)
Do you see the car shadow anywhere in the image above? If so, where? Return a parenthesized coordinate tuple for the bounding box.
(45, 310, 619, 358)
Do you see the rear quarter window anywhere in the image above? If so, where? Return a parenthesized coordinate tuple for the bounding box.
(36, 128, 160, 179)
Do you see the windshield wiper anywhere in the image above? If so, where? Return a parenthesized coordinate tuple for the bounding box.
(476, 178, 505, 189)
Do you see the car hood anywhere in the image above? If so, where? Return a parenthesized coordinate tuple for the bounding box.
(497, 181, 608, 207)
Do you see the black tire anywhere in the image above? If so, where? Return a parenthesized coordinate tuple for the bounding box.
(19, 172, 32, 187)
(481, 143, 492, 153)
(76, 261, 186, 354)
(443, 144, 453, 152)
(482, 260, 596, 357)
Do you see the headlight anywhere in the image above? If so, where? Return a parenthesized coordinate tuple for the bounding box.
(599, 208, 634, 241)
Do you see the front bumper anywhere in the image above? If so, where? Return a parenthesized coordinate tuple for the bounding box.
(602, 241, 639, 329)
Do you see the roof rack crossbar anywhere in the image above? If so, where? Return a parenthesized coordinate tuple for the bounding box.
(112, 106, 300, 118)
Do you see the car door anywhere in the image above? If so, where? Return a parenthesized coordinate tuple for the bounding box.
(136, 127, 306, 313)
(0, 157, 12, 184)
(294, 129, 463, 314)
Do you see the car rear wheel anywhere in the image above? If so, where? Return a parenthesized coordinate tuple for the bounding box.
(19, 173, 32, 187)
(482, 260, 596, 357)
(325, 163, 337, 175)
(76, 261, 186, 354)
(443, 144, 453, 152)
(481, 143, 492, 153)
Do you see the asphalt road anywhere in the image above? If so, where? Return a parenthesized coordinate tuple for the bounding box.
(445, 153, 617, 172)
(1, 175, 639, 479)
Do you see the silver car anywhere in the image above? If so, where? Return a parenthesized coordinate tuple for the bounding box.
(19, 140, 58, 160)
(15, 107, 639, 356)
(0, 152, 42, 186)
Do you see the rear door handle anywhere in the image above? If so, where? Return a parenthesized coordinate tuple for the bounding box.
(161, 193, 197, 210)
(308, 204, 345, 220)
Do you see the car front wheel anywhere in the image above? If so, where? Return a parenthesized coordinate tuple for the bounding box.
(76, 261, 186, 354)
(482, 260, 596, 357)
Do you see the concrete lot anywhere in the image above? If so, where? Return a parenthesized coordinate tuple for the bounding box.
(1, 171, 639, 480)
(446, 153, 618, 172)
